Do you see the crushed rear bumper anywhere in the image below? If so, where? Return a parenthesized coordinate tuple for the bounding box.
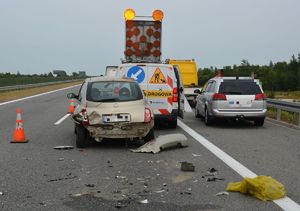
(86, 121, 154, 139)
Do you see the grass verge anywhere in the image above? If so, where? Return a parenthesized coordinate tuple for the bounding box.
(0, 81, 82, 103)
(267, 107, 299, 125)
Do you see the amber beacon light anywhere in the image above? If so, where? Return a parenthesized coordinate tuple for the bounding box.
(124, 8, 136, 20)
(152, 9, 164, 21)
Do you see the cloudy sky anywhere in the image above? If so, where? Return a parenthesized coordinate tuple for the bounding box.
(0, 0, 300, 75)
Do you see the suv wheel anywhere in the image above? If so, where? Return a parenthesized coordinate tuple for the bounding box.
(205, 108, 213, 126)
(168, 119, 177, 129)
(76, 124, 89, 148)
(195, 107, 201, 118)
(144, 128, 155, 143)
(254, 118, 265, 126)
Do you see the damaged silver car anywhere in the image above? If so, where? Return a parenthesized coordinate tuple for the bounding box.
(67, 77, 155, 148)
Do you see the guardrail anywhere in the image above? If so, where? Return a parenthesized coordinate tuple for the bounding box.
(0, 79, 83, 92)
(267, 98, 300, 126)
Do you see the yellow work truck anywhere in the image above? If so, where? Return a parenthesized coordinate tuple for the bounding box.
(167, 59, 199, 107)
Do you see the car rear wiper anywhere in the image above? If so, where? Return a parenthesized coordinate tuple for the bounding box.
(223, 92, 242, 95)
(94, 98, 119, 102)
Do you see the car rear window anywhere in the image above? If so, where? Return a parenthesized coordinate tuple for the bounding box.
(87, 81, 143, 102)
(218, 80, 262, 95)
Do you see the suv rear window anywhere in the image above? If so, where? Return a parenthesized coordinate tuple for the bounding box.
(218, 80, 262, 95)
(87, 81, 143, 102)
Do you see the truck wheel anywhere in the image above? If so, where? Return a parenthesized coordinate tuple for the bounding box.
(204, 108, 213, 126)
(254, 118, 265, 126)
(169, 119, 177, 129)
(144, 128, 155, 143)
(76, 124, 89, 148)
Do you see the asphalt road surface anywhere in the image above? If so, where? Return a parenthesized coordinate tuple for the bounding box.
(0, 85, 299, 211)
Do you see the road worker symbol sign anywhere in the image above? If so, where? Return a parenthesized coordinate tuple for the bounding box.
(150, 68, 166, 84)
(127, 66, 145, 83)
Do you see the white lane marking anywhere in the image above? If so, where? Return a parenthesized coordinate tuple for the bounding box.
(178, 119, 300, 211)
(0, 84, 80, 107)
(54, 113, 70, 125)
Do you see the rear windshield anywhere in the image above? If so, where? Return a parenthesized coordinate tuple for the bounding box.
(218, 80, 262, 95)
(87, 81, 143, 102)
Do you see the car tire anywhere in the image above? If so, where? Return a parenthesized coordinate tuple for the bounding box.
(195, 107, 201, 118)
(254, 118, 265, 126)
(168, 119, 177, 129)
(204, 108, 213, 126)
(144, 128, 155, 143)
(76, 124, 89, 148)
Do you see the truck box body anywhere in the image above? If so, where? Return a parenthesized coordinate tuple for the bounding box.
(168, 60, 198, 87)
(167, 59, 199, 107)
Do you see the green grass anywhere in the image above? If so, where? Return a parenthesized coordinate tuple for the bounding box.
(265, 91, 300, 100)
(0, 76, 83, 87)
(267, 107, 299, 125)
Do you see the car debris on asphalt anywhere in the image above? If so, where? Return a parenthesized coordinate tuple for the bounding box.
(85, 184, 95, 188)
(131, 133, 188, 154)
(216, 191, 229, 196)
(53, 146, 74, 150)
(207, 177, 225, 182)
(208, 168, 218, 173)
(180, 161, 195, 172)
(139, 199, 149, 204)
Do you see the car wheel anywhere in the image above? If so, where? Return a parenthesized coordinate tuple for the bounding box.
(254, 118, 265, 126)
(168, 119, 177, 129)
(205, 108, 213, 126)
(144, 128, 155, 143)
(195, 107, 201, 118)
(76, 124, 89, 148)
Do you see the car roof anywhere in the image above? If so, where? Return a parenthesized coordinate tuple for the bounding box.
(84, 76, 136, 83)
(210, 76, 260, 82)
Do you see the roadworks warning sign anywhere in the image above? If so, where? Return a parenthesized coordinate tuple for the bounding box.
(144, 90, 172, 98)
(150, 68, 166, 84)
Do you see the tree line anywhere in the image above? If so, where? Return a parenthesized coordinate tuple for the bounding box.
(198, 54, 300, 91)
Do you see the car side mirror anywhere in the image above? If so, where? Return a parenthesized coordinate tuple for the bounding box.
(67, 93, 78, 99)
(194, 89, 201, 94)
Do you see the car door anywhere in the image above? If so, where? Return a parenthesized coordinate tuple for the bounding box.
(173, 65, 184, 118)
(198, 81, 212, 116)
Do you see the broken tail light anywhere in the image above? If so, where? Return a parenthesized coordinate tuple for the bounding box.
(80, 109, 90, 126)
(255, 93, 266, 100)
(212, 93, 227, 101)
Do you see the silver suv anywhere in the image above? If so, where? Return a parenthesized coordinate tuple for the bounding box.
(194, 77, 267, 126)
(67, 77, 154, 148)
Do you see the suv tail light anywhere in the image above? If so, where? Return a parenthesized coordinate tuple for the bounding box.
(173, 87, 178, 102)
(255, 93, 266, 100)
(212, 93, 227, 101)
(80, 108, 90, 126)
(144, 108, 152, 123)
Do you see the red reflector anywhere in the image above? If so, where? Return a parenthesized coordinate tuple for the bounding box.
(173, 96, 178, 102)
(173, 88, 178, 94)
(212, 93, 227, 101)
(255, 93, 266, 100)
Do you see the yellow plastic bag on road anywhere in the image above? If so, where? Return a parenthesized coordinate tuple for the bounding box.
(226, 175, 286, 201)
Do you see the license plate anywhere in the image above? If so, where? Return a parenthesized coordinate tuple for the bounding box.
(102, 114, 131, 123)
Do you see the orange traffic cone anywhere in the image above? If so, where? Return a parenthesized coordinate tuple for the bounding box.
(11, 108, 28, 143)
(69, 99, 75, 113)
